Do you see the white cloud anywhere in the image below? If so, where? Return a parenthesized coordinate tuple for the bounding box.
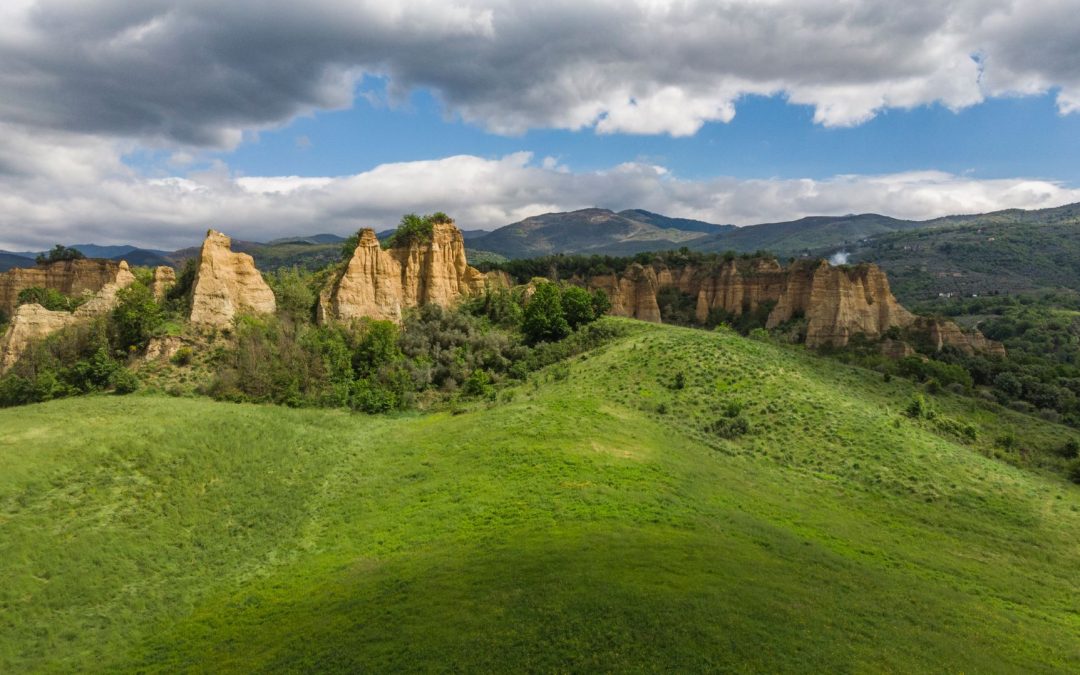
(0, 1, 1078, 144)
(1, 151, 1077, 250)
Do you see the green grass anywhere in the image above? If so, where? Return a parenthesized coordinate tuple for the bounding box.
(2, 320, 1079, 672)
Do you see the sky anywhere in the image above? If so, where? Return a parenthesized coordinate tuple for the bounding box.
(2, 0, 1080, 250)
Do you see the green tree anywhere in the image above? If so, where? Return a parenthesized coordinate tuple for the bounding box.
(522, 282, 570, 345)
(561, 285, 595, 329)
(35, 245, 85, 264)
(591, 289, 612, 317)
(109, 283, 163, 354)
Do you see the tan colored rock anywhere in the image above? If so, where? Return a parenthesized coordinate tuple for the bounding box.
(768, 261, 916, 348)
(319, 220, 497, 324)
(880, 338, 916, 359)
(588, 263, 661, 322)
(145, 336, 187, 361)
(0, 258, 134, 316)
(693, 258, 787, 322)
(150, 266, 177, 301)
(0, 262, 136, 372)
(910, 317, 1007, 357)
(189, 230, 276, 327)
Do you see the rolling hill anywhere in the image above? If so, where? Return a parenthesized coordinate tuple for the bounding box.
(2, 319, 1078, 672)
(468, 208, 730, 258)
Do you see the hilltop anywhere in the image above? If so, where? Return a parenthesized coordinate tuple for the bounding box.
(2, 320, 1078, 671)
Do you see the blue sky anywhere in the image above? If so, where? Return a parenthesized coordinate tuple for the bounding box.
(3, 1, 1080, 249)
(212, 82, 1080, 184)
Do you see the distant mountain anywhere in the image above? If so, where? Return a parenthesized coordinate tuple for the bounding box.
(693, 213, 923, 256)
(267, 234, 345, 246)
(618, 209, 735, 235)
(468, 208, 726, 258)
(0, 252, 33, 272)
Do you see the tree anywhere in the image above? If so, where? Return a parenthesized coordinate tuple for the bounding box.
(109, 283, 163, 354)
(561, 285, 595, 329)
(591, 289, 612, 317)
(35, 245, 85, 264)
(522, 282, 570, 345)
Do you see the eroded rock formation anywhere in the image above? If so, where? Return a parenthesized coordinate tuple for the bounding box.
(150, 266, 177, 301)
(1, 262, 136, 372)
(582, 257, 1002, 355)
(189, 230, 276, 327)
(0, 259, 133, 317)
(319, 221, 503, 323)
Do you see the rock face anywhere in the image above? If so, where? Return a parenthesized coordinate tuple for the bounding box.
(911, 317, 1008, 357)
(319, 221, 499, 323)
(587, 264, 661, 322)
(189, 230, 276, 327)
(0, 262, 136, 372)
(766, 261, 916, 348)
(582, 257, 1002, 354)
(0, 259, 133, 317)
(150, 266, 177, 301)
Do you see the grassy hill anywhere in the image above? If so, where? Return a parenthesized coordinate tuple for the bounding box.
(469, 208, 727, 259)
(2, 320, 1079, 672)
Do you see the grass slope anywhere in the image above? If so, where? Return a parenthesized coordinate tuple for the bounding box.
(2, 320, 1079, 672)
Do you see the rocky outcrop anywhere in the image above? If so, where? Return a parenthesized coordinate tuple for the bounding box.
(150, 266, 177, 301)
(189, 230, 276, 327)
(0, 263, 136, 372)
(587, 263, 662, 322)
(582, 256, 1001, 355)
(911, 317, 1007, 357)
(319, 220, 501, 324)
(0, 259, 134, 317)
(767, 261, 915, 348)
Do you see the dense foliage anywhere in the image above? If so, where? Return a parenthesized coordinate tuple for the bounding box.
(16, 286, 85, 312)
(478, 247, 777, 284)
(205, 274, 613, 411)
(34, 244, 85, 264)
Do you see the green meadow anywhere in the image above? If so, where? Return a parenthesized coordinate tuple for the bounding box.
(2, 319, 1078, 672)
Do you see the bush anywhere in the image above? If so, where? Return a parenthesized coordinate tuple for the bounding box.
(522, 282, 570, 345)
(110, 369, 140, 395)
(561, 285, 596, 329)
(383, 212, 447, 248)
(171, 347, 194, 367)
(462, 369, 495, 400)
(905, 394, 931, 419)
(709, 415, 750, 439)
(17, 287, 80, 312)
(109, 283, 163, 354)
(269, 267, 317, 322)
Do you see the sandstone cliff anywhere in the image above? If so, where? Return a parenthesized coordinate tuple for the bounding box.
(0, 259, 133, 317)
(319, 221, 500, 323)
(767, 261, 916, 348)
(189, 230, 276, 327)
(0, 262, 136, 372)
(582, 257, 1001, 355)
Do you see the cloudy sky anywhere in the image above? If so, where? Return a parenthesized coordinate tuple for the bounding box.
(2, 0, 1080, 249)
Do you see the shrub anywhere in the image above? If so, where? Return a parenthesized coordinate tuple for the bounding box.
(522, 282, 570, 345)
(561, 285, 596, 329)
(591, 289, 612, 318)
(110, 369, 140, 395)
(383, 212, 447, 248)
(109, 283, 163, 354)
(17, 287, 79, 312)
(171, 347, 194, 367)
(672, 372, 686, 390)
(269, 267, 317, 323)
(709, 415, 750, 439)
(462, 369, 495, 399)
(905, 393, 931, 419)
